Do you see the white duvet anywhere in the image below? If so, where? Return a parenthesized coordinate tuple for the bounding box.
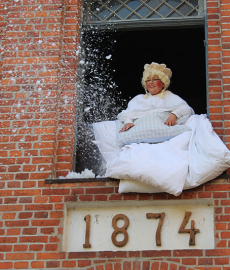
(93, 115, 230, 196)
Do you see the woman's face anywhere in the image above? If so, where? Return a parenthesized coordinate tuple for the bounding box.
(146, 75, 164, 95)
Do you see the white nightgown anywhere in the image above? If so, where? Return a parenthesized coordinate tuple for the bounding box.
(118, 91, 194, 125)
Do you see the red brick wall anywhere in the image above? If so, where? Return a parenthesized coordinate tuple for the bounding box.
(221, 0, 230, 149)
(0, 0, 230, 269)
(207, 0, 230, 148)
(0, 1, 9, 81)
(0, 179, 230, 269)
(0, 0, 81, 180)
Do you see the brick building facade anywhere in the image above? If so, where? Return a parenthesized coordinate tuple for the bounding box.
(0, 0, 230, 269)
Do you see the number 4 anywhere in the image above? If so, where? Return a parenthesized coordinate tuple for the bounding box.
(178, 212, 200, 246)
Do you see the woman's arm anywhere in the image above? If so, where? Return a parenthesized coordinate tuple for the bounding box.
(118, 96, 145, 132)
(117, 95, 146, 124)
(171, 104, 194, 119)
(164, 92, 194, 126)
(119, 122, 135, 132)
(166, 92, 194, 118)
(164, 113, 177, 126)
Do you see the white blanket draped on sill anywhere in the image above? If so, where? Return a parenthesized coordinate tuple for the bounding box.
(93, 115, 230, 196)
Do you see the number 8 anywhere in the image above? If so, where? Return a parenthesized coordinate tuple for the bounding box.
(111, 214, 129, 247)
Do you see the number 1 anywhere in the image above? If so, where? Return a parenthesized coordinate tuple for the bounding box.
(83, 215, 91, 248)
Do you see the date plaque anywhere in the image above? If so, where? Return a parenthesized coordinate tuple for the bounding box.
(63, 200, 214, 252)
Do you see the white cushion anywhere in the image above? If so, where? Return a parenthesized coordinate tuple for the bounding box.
(117, 112, 190, 147)
(119, 180, 164, 194)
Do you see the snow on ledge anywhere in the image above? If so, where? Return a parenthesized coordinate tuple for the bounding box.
(59, 169, 95, 179)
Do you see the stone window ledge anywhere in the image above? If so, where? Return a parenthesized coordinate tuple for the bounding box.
(45, 177, 118, 184)
(45, 174, 229, 184)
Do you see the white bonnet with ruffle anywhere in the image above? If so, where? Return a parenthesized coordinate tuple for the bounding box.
(142, 62, 172, 98)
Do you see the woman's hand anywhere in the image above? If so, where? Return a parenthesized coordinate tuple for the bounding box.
(119, 123, 135, 132)
(165, 113, 177, 126)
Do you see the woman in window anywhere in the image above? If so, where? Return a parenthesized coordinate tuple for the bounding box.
(118, 62, 194, 133)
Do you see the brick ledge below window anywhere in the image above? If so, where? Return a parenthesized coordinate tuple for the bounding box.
(45, 177, 118, 184)
(45, 174, 229, 184)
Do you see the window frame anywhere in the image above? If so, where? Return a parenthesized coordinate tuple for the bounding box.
(82, 0, 205, 31)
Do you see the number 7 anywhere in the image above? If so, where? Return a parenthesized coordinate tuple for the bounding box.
(146, 212, 165, 246)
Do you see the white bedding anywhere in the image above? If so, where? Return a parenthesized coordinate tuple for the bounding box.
(93, 115, 230, 196)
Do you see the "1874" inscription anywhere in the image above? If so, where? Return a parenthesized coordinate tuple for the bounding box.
(83, 211, 200, 248)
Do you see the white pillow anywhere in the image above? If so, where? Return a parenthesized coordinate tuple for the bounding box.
(119, 180, 164, 194)
(117, 112, 190, 147)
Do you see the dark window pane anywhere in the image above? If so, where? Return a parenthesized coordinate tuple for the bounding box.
(128, 14, 140, 20)
(138, 6, 151, 18)
(167, 0, 181, 8)
(157, 5, 172, 17)
(170, 11, 181, 17)
(127, 0, 142, 10)
(108, 0, 121, 11)
(88, 14, 100, 22)
(188, 0, 198, 7)
(97, 8, 111, 20)
(190, 10, 198, 16)
(146, 0, 162, 9)
(177, 3, 193, 16)
(108, 15, 120, 20)
(149, 13, 161, 18)
(116, 7, 131, 19)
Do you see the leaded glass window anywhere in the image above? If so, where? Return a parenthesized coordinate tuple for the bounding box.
(83, 0, 204, 28)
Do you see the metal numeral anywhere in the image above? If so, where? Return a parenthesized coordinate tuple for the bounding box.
(83, 214, 91, 248)
(178, 212, 200, 246)
(111, 214, 129, 247)
(146, 212, 165, 246)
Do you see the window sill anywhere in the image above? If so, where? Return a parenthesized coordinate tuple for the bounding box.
(45, 173, 229, 185)
(45, 177, 119, 184)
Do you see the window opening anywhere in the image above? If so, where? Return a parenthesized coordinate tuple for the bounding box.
(75, 0, 206, 176)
